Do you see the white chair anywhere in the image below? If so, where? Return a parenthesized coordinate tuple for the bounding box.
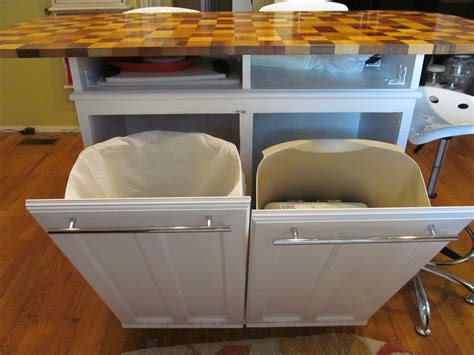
(125, 6, 199, 14)
(283, 0, 330, 2)
(409, 86, 474, 198)
(409, 86, 474, 336)
(260, 1, 348, 11)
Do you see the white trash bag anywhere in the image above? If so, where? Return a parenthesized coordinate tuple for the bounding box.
(65, 130, 245, 199)
(252, 55, 372, 74)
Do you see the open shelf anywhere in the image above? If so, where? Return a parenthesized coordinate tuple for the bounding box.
(250, 55, 421, 91)
(73, 57, 243, 93)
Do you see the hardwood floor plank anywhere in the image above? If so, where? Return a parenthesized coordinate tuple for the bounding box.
(99, 313, 128, 355)
(0, 236, 59, 352)
(67, 289, 111, 355)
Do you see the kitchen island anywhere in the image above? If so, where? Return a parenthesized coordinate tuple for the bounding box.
(1, 11, 473, 330)
(1, 11, 473, 190)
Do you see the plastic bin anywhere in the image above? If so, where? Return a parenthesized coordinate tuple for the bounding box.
(246, 139, 472, 327)
(256, 139, 429, 210)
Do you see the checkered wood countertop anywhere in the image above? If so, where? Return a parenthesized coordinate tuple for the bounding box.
(0, 11, 473, 58)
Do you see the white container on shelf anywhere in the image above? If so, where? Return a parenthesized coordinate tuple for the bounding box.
(443, 55, 474, 93)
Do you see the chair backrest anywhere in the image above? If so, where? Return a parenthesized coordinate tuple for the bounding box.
(260, 1, 348, 12)
(285, 0, 331, 2)
(125, 6, 199, 14)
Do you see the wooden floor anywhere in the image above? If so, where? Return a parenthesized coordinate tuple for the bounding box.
(0, 132, 472, 354)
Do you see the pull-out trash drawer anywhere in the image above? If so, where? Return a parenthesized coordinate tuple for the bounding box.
(246, 139, 473, 327)
(27, 131, 250, 328)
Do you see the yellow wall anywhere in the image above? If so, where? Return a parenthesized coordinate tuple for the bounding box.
(0, 0, 183, 127)
(0, 0, 78, 127)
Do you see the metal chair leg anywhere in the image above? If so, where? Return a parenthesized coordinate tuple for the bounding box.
(422, 267, 474, 304)
(413, 273, 432, 336)
(465, 293, 474, 304)
(427, 138, 451, 199)
(430, 226, 473, 266)
(427, 226, 473, 303)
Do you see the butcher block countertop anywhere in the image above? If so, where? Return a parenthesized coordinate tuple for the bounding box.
(0, 11, 473, 58)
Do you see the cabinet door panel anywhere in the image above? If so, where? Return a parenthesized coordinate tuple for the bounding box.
(27, 197, 250, 328)
(246, 207, 472, 327)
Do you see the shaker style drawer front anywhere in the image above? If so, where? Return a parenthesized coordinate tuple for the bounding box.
(246, 207, 473, 327)
(27, 197, 250, 328)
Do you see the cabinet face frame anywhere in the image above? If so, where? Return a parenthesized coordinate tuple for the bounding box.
(68, 55, 423, 154)
(67, 55, 423, 194)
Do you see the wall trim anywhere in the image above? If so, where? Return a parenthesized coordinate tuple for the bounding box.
(0, 126, 80, 133)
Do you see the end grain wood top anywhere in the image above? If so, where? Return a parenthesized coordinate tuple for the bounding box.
(0, 11, 473, 58)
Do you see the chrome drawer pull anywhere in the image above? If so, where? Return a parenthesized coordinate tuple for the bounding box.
(273, 225, 457, 246)
(49, 216, 231, 234)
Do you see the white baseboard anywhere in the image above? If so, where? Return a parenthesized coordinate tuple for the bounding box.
(0, 126, 80, 133)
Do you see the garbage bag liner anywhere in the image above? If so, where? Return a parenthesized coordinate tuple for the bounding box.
(65, 130, 245, 199)
(252, 55, 372, 73)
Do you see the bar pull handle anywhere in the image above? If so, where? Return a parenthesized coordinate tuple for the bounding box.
(49, 216, 231, 235)
(272, 225, 456, 246)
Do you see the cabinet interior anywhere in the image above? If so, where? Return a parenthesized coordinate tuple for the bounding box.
(89, 114, 240, 147)
(251, 112, 403, 197)
(73, 54, 421, 92)
(250, 55, 420, 91)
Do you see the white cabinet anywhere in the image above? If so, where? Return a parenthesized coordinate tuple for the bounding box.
(246, 207, 472, 327)
(24, 55, 473, 329)
(27, 197, 250, 328)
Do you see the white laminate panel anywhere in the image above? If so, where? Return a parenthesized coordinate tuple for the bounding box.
(246, 207, 473, 326)
(27, 197, 250, 327)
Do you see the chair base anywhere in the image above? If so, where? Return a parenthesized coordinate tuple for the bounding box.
(413, 226, 473, 335)
(413, 273, 431, 336)
(416, 325, 432, 337)
(465, 293, 474, 304)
